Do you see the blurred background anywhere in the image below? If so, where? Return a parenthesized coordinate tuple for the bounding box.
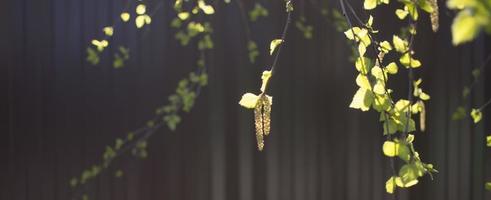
(1, 0, 491, 200)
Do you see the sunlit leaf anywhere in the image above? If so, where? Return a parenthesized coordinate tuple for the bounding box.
(356, 74, 372, 90)
(383, 141, 399, 157)
(355, 56, 372, 74)
(91, 40, 108, 51)
(386, 62, 398, 74)
(120, 12, 130, 22)
(239, 93, 260, 109)
(379, 41, 392, 53)
(386, 176, 397, 194)
(364, 0, 377, 10)
(486, 136, 491, 147)
(392, 35, 408, 53)
(470, 108, 482, 123)
(135, 15, 145, 28)
(103, 26, 113, 36)
(451, 9, 481, 45)
(178, 12, 190, 20)
(136, 4, 146, 15)
(350, 88, 373, 111)
(261, 70, 272, 93)
(399, 53, 422, 68)
(396, 9, 409, 19)
(270, 39, 284, 55)
(198, 0, 215, 15)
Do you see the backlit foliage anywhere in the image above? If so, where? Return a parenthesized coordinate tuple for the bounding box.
(239, 1, 293, 151)
(447, 0, 491, 45)
(343, 0, 438, 193)
(239, 71, 273, 150)
(73, 0, 214, 199)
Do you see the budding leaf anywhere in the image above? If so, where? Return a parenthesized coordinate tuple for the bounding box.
(270, 39, 284, 55)
(471, 108, 482, 123)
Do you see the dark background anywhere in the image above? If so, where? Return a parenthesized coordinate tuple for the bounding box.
(1, 0, 491, 200)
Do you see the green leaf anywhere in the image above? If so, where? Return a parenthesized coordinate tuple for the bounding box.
(486, 182, 491, 190)
(470, 108, 482, 123)
(452, 106, 467, 120)
(249, 3, 268, 21)
(451, 10, 481, 45)
(248, 41, 259, 63)
(486, 135, 491, 147)
(86, 47, 100, 65)
(270, 39, 284, 55)
(349, 88, 373, 111)
(239, 93, 260, 109)
(418, 0, 434, 13)
(398, 164, 420, 186)
(407, 3, 419, 20)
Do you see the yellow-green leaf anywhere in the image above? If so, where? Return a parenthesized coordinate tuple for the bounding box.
(396, 9, 408, 19)
(399, 53, 421, 68)
(447, 0, 475, 9)
(451, 10, 481, 45)
(379, 41, 392, 53)
(136, 4, 146, 15)
(103, 26, 113, 36)
(355, 57, 371, 74)
(386, 62, 398, 74)
(92, 40, 109, 51)
(198, 0, 215, 15)
(270, 39, 284, 55)
(356, 74, 371, 90)
(178, 12, 190, 20)
(120, 12, 130, 22)
(373, 81, 386, 95)
(386, 176, 397, 194)
(383, 141, 399, 157)
(364, 0, 377, 10)
(393, 35, 408, 53)
(260, 70, 272, 93)
(358, 43, 367, 56)
(143, 15, 152, 24)
(486, 135, 491, 147)
(136, 15, 145, 28)
(471, 108, 482, 123)
(350, 88, 373, 111)
(239, 93, 260, 109)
